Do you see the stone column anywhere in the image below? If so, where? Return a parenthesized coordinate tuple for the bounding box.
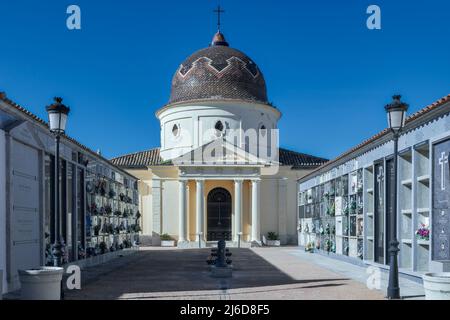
(195, 179, 205, 243)
(178, 180, 188, 243)
(234, 179, 243, 242)
(251, 179, 261, 243)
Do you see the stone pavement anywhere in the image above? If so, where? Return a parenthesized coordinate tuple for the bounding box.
(281, 248, 425, 300)
(65, 247, 388, 300)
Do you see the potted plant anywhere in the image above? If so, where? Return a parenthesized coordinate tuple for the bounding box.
(160, 233, 175, 247)
(325, 239, 332, 252)
(99, 241, 108, 254)
(343, 205, 349, 216)
(266, 232, 280, 246)
(104, 205, 112, 215)
(93, 224, 101, 236)
(90, 203, 98, 215)
(304, 224, 309, 233)
(305, 241, 314, 252)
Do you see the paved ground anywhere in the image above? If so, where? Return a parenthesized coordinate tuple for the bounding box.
(285, 249, 425, 300)
(65, 247, 393, 300)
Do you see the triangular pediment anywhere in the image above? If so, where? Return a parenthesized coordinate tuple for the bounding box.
(172, 138, 279, 167)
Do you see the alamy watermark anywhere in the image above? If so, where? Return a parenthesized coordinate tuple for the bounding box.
(65, 265, 81, 290)
(367, 5, 381, 30)
(167, 122, 280, 176)
(65, 5, 381, 31)
(66, 5, 81, 30)
(366, 266, 381, 290)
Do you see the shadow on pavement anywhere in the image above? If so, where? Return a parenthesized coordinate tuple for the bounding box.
(65, 248, 350, 300)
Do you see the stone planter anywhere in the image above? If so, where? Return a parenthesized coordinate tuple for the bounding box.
(266, 240, 281, 246)
(18, 267, 64, 300)
(422, 272, 450, 300)
(161, 240, 175, 247)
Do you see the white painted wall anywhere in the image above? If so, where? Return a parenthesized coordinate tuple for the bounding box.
(161, 180, 180, 236)
(0, 129, 6, 294)
(157, 101, 281, 161)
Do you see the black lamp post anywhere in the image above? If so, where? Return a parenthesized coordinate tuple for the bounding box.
(385, 95, 409, 299)
(46, 97, 70, 267)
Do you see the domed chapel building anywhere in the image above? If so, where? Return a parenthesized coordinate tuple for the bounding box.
(111, 31, 328, 247)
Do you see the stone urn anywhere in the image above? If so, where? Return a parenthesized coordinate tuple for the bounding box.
(18, 267, 64, 300)
(422, 273, 450, 300)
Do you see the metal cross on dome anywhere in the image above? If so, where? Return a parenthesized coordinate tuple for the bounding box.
(214, 4, 225, 31)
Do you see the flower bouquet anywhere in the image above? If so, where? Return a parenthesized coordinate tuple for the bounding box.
(415, 223, 430, 241)
(305, 241, 314, 252)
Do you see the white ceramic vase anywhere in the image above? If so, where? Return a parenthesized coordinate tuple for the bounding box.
(18, 267, 64, 300)
(422, 272, 450, 300)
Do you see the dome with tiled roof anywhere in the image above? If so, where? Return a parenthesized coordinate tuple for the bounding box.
(168, 31, 268, 105)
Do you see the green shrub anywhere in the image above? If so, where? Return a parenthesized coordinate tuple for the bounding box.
(267, 232, 279, 241)
(160, 233, 172, 241)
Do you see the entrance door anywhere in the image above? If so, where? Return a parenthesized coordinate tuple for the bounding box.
(207, 188, 232, 241)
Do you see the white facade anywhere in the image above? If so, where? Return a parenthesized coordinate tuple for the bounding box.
(0, 129, 6, 294)
(112, 32, 326, 247)
(157, 100, 280, 161)
(298, 96, 450, 276)
(128, 165, 307, 247)
(0, 97, 139, 294)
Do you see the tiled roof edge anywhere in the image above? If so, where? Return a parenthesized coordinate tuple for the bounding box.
(299, 93, 450, 182)
(0, 92, 138, 180)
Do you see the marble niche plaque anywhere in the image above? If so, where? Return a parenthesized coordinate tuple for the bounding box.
(432, 139, 450, 260)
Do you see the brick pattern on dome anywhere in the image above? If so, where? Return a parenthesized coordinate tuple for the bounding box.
(169, 45, 268, 105)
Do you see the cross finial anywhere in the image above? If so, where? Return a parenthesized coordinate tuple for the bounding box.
(214, 3, 225, 31)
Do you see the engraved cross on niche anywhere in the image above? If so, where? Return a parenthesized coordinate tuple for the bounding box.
(438, 152, 448, 191)
(377, 166, 384, 206)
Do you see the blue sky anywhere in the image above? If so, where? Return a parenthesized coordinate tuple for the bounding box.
(0, 0, 449, 160)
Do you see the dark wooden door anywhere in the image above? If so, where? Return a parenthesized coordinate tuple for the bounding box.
(207, 188, 232, 241)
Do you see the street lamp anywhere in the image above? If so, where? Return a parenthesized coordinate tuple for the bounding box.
(385, 94, 409, 299)
(46, 97, 70, 267)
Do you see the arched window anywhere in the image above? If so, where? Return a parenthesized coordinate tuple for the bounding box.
(172, 124, 179, 137)
(215, 121, 224, 132)
(214, 120, 224, 137)
(260, 124, 267, 137)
